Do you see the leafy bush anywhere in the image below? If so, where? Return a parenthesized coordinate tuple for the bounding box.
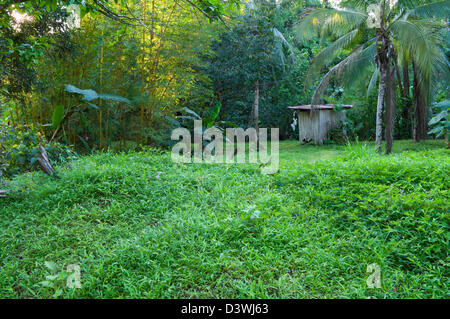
(428, 100, 449, 145)
(107, 140, 141, 154)
(327, 120, 356, 144)
(0, 123, 76, 178)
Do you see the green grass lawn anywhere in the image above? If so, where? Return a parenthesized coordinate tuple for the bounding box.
(0, 140, 448, 298)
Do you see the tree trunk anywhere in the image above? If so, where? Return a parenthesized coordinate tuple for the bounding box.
(375, 34, 389, 153)
(385, 66, 395, 154)
(384, 41, 397, 155)
(413, 63, 428, 141)
(248, 101, 254, 128)
(253, 80, 260, 137)
(375, 66, 386, 153)
(402, 61, 410, 98)
(376, 34, 396, 154)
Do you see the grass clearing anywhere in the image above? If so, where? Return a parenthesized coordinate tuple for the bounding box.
(0, 140, 448, 298)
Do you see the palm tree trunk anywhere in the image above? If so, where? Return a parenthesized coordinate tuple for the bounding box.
(385, 66, 395, 154)
(413, 63, 428, 141)
(375, 33, 389, 153)
(375, 66, 385, 153)
(384, 40, 397, 155)
(376, 34, 397, 154)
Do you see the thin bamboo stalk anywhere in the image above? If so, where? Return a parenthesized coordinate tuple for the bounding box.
(99, 21, 104, 149)
(140, 0, 147, 144)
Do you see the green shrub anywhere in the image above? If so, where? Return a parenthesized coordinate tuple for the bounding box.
(428, 100, 449, 145)
(0, 123, 77, 178)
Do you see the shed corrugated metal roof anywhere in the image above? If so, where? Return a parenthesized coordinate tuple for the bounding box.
(288, 104, 353, 110)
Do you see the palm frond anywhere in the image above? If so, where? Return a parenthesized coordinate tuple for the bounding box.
(390, 19, 449, 87)
(310, 42, 364, 105)
(273, 27, 296, 66)
(396, 0, 416, 8)
(408, 1, 450, 18)
(294, 8, 367, 42)
(310, 38, 376, 105)
(339, 41, 376, 87)
(273, 28, 295, 55)
(311, 65, 337, 105)
(395, 42, 411, 68)
(367, 67, 379, 99)
(305, 29, 360, 88)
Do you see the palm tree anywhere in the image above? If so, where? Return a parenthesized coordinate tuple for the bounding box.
(295, 0, 449, 153)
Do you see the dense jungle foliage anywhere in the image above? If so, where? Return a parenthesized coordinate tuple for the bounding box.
(1, 0, 448, 178)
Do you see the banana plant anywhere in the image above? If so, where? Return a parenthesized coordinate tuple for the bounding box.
(49, 84, 131, 142)
(64, 84, 131, 109)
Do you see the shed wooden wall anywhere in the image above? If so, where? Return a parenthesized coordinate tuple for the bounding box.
(296, 110, 346, 144)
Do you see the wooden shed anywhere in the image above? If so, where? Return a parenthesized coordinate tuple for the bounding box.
(288, 104, 352, 145)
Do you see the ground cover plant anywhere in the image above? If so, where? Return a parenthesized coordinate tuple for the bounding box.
(0, 140, 448, 298)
